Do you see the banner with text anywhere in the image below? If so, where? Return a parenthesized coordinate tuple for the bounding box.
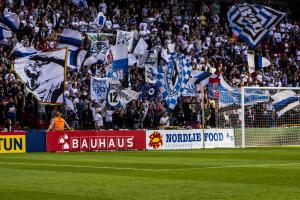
(204, 129, 235, 148)
(146, 130, 203, 150)
(46, 130, 145, 152)
(0, 132, 26, 153)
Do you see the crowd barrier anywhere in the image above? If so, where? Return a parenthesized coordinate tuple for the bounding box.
(0, 129, 235, 153)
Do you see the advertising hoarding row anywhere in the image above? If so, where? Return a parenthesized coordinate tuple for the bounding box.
(0, 129, 235, 153)
(146, 129, 235, 150)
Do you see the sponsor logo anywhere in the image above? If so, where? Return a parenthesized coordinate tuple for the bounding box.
(166, 133, 201, 143)
(204, 133, 224, 141)
(0, 134, 26, 153)
(149, 131, 163, 149)
(58, 134, 134, 151)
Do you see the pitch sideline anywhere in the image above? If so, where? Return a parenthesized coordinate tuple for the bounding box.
(0, 161, 300, 172)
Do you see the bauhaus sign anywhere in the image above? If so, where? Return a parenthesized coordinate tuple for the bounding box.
(46, 130, 146, 152)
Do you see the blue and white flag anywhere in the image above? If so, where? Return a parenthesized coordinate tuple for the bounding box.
(14, 49, 67, 104)
(141, 84, 157, 100)
(182, 71, 216, 96)
(58, 29, 83, 51)
(219, 75, 241, 107)
(106, 44, 128, 81)
(219, 75, 269, 107)
(83, 53, 105, 67)
(13, 43, 38, 58)
(71, 0, 88, 8)
(91, 77, 111, 100)
(157, 54, 191, 109)
(247, 53, 270, 73)
(0, 12, 20, 32)
(0, 28, 12, 41)
(116, 30, 134, 52)
(228, 3, 286, 47)
(272, 90, 300, 117)
(95, 12, 106, 28)
(90, 40, 109, 56)
(67, 49, 87, 70)
(145, 65, 157, 84)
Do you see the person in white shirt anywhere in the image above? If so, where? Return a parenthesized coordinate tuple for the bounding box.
(159, 112, 170, 126)
(95, 111, 104, 130)
(98, 0, 107, 14)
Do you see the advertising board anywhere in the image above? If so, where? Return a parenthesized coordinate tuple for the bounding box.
(204, 129, 235, 148)
(0, 132, 26, 153)
(47, 130, 146, 152)
(146, 129, 203, 150)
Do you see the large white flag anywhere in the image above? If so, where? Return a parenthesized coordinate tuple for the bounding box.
(14, 49, 67, 104)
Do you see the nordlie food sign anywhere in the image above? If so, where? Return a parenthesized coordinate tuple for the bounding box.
(46, 130, 146, 152)
(146, 130, 204, 150)
(0, 132, 26, 153)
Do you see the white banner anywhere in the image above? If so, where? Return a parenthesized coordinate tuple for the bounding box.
(146, 130, 203, 150)
(204, 129, 235, 148)
(14, 49, 66, 104)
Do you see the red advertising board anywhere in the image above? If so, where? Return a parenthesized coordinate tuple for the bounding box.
(46, 130, 146, 152)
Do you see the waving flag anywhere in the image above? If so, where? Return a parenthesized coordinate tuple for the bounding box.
(0, 12, 20, 32)
(67, 49, 87, 70)
(228, 3, 286, 47)
(0, 28, 12, 41)
(95, 12, 106, 28)
(90, 41, 109, 56)
(145, 65, 157, 84)
(91, 77, 111, 100)
(71, 0, 88, 8)
(141, 84, 157, 100)
(157, 54, 191, 109)
(219, 75, 269, 107)
(116, 30, 134, 52)
(14, 49, 67, 104)
(134, 38, 148, 55)
(106, 45, 128, 81)
(247, 53, 270, 73)
(219, 75, 242, 107)
(83, 53, 105, 67)
(272, 90, 300, 117)
(13, 43, 38, 58)
(58, 29, 83, 51)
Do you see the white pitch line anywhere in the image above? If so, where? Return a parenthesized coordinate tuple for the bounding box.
(0, 162, 300, 172)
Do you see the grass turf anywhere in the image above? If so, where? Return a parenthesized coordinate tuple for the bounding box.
(0, 147, 300, 200)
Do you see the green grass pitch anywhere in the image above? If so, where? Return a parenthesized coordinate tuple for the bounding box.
(0, 147, 300, 200)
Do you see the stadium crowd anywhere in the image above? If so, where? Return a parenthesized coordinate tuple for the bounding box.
(0, 0, 299, 131)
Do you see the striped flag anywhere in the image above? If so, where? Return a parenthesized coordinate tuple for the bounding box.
(0, 28, 12, 41)
(272, 90, 300, 117)
(247, 53, 270, 73)
(13, 43, 38, 58)
(0, 12, 20, 32)
(58, 29, 83, 51)
(67, 49, 87, 70)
